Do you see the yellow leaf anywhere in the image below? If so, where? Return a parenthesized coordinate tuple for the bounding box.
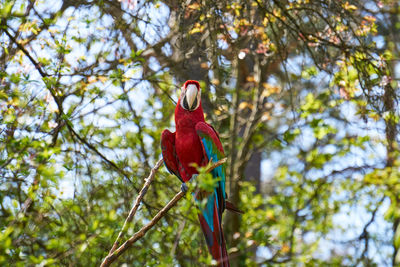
(343, 2, 357, 11)
(281, 244, 290, 253)
(98, 76, 108, 83)
(364, 15, 376, 23)
(200, 62, 208, 69)
(262, 112, 271, 121)
(211, 79, 220, 85)
(189, 23, 204, 34)
(246, 76, 255, 82)
(238, 102, 253, 110)
(262, 83, 280, 97)
(266, 210, 274, 220)
(187, 3, 200, 10)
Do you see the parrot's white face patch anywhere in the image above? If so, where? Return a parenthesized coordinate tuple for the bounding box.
(181, 83, 201, 111)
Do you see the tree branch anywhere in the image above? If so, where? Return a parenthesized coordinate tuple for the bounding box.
(100, 190, 185, 267)
(65, 122, 132, 183)
(3, 28, 48, 78)
(100, 157, 227, 267)
(107, 158, 163, 255)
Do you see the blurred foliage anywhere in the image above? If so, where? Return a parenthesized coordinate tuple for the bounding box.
(0, 0, 399, 266)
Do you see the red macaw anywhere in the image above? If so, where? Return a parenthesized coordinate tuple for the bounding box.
(161, 80, 230, 266)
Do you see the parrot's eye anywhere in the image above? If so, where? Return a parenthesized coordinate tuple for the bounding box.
(181, 84, 200, 111)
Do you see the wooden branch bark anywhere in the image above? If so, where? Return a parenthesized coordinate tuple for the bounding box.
(100, 190, 185, 267)
(107, 158, 164, 255)
(100, 157, 227, 267)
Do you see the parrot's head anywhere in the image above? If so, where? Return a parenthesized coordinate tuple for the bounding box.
(180, 80, 201, 112)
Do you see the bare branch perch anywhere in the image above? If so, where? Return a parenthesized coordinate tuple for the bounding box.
(100, 157, 227, 267)
(100, 190, 185, 267)
(205, 157, 227, 173)
(108, 158, 164, 255)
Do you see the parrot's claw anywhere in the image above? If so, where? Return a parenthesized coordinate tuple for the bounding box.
(181, 183, 188, 193)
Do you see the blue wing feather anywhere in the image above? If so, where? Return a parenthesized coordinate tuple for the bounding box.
(201, 137, 226, 196)
(195, 122, 226, 220)
(195, 122, 230, 266)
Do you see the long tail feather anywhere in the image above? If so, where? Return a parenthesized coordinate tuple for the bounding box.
(219, 230, 230, 267)
(198, 199, 230, 266)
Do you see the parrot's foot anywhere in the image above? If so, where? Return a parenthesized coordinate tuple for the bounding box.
(181, 183, 188, 193)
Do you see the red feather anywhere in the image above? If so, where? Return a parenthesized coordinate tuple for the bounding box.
(183, 80, 200, 89)
(197, 192, 230, 267)
(161, 80, 230, 266)
(195, 122, 224, 153)
(161, 130, 182, 182)
(174, 87, 205, 181)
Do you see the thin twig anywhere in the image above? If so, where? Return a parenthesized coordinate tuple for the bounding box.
(3, 28, 48, 78)
(100, 157, 227, 267)
(65, 122, 131, 183)
(171, 219, 186, 256)
(108, 158, 163, 255)
(100, 191, 185, 267)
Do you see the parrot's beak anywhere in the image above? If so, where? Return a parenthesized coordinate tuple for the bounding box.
(182, 84, 199, 111)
